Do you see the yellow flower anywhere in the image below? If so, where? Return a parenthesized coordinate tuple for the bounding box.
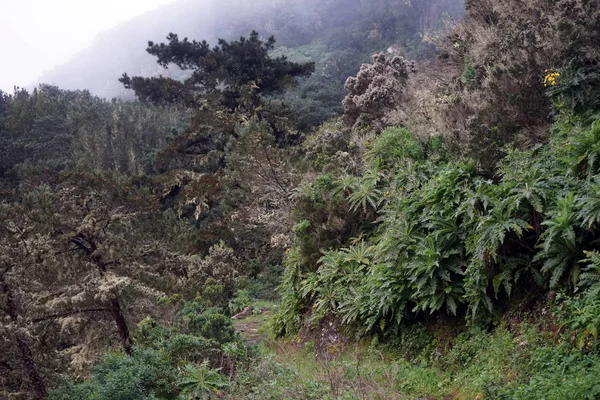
(543, 70, 560, 87)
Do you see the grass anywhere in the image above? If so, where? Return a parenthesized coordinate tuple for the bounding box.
(231, 307, 453, 399)
(229, 301, 600, 400)
(232, 301, 278, 345)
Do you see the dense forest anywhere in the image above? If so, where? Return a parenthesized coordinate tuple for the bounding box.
(3, 0, 600, 399)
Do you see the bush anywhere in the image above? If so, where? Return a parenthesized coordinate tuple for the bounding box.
(229, 289, 252, 314)
(343, 53, 415, 129)
(277, 116, 600, 337)
(368, 127, 425, 166)
(50, 350, 177, 400)
(460, 56, 476, 84)
(177, 302, 237, 344)
(51, 301, 243, 400)
(492, 343, 600, 400)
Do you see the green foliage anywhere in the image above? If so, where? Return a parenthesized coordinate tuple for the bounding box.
(229, 355, 329, 399)
(293, 220, 311, 235)
(347, 176, 383, 213)
(233, 263, 284, 301)
(560, 120, 600, 179)
(51, 350, 177, 400)
(460, 56, 476, 84)
(195, 278, 230, 310)
(556, 291, 600, 352)
(580, 251, 600, 287)
(237, 321, 600, 400)
(547, 62, 600, 115)
(9, 1, 600, 398)
(554, 250, 600, 352)
(121, 31, 314, 111)
(177, 302, 237, 344)
(272, 248, 307, 337)
(301, 121, 355, 172)
(368, 127, 425, 166)
(178, 362, 228, 400)
(50, 301, 242, 400)
(287, 172, 367, 274)
(535, 193, 582, 288)
(492, 342, 600, 399)
(0, 85, 188, 186)
(383, 323, 434, 363)
(228, 289, 252, 314)
(278, 118, 600, 336)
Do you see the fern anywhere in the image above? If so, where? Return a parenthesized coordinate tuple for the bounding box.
(332, 174, 359, 198)
(277, 119, 600, 337)
(577, 179, 600, 229)
(407, 236, 465, 315)
(580, 251, 600, 287)
(536, 193, 583, 288)
(348, 177, 383, 213)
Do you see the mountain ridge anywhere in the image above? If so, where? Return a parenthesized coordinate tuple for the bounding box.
(36, 0, 465, 100)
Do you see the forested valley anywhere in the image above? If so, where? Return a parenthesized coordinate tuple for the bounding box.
(2, 0, 600, 399)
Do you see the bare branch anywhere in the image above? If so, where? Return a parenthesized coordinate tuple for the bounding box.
(30, 308, 111, 324)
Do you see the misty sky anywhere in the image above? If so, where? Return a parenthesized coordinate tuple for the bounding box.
(0, 0, 176, 93)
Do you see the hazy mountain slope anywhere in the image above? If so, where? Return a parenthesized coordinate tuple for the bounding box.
(37, 0, 239, 98)
(38, 0, 465, 100)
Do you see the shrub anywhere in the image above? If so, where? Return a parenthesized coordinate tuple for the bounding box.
(460, 56, 476, 84)
(492, 342, 600, 400)
(343, 53, 415, 129)
(177, 302, 237, 344)
(229, 289, 252, 314)
(50, 350, 177, 400)
(368, 127, 425, 166)
(277, 117, 600, 337)
(51, 301, 242, 400)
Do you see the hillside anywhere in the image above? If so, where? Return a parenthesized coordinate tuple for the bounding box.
(3, 0, 600, 399)
(38, 0, 464, 122)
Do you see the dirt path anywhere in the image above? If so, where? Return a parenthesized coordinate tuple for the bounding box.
(232, 306, 274, 346)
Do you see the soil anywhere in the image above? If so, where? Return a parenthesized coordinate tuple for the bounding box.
(233, 307, 272, 346)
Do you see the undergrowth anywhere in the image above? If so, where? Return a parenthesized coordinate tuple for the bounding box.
(275, 116, 600, 338)
(231, 305, 600, 399)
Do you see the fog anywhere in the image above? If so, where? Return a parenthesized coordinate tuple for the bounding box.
(1, 0, 465, 98)
(0, 0, 176, 93)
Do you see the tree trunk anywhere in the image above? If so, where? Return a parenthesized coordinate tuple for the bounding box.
(71, 234, 133, 354)
(110, 298, 132, 354)
(15, 336, 48, 399)
(1, 271, 48, 399)
(101, 259, 132, 354)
